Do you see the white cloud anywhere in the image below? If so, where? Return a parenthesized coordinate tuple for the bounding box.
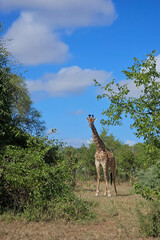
(2, 0, 117, 65)
(125, 140, 136, 146)
(156, 54, 160, 72)
(68, 109, 85, 115)
(115, 79, 144, 98)
(87, 138, 94, 145)
(64, 138, 88, 148)
(4, 12, 69, 65)
(0, 0, 117, 28)
(27, 66, 112, 96)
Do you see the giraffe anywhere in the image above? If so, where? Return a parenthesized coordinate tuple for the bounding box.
(86, 114, 117, 197)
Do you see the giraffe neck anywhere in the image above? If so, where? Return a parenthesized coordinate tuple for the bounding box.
(91, 123, 106, 151)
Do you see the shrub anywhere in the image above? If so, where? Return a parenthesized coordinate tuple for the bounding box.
(132, 160, 160, 201)
(132, 160, 160, 237)
(0, 137, 94, 221)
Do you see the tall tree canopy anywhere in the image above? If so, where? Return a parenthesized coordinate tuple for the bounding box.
(95, 51, 160, 148)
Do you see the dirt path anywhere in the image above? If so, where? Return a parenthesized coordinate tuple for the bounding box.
(0, 183, 158, 240)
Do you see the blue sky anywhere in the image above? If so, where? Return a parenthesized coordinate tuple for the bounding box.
(1, 0, 160, 147)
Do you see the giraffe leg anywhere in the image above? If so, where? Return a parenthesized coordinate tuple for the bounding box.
(111, 165, 117, 196)
(95, 161, 100, 197)
(102, 163, 111, 197)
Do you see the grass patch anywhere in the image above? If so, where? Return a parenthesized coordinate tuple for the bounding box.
(1, 182, 159, 240)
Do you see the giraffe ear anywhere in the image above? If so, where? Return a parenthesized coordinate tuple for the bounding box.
(86, 118, 89, 121)
(94, 118, 97, 121)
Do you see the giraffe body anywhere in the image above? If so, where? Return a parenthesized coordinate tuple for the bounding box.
(87, 115, 117, 197)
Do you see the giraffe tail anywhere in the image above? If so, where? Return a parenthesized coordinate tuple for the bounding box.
(110, 172, 112, 185)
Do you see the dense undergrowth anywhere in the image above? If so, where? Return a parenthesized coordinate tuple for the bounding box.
(0, 137, 95, 222)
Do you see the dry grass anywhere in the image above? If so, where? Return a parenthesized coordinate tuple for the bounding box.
(0, 182, 158, 240)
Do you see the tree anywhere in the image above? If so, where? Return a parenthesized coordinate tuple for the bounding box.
(95, 51, 160, 149)
(132, 143, 148, 169)
(0, 24, 45, 147)
(74, 144, 96, 180)
(100, 127, 122, 153)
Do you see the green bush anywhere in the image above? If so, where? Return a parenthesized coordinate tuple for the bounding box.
(132, 160, 160, 201)
(132, 160, 160, 237)
(0, 137, 94, 221)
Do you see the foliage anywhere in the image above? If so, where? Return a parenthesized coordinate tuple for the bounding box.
(77, 143, 97, 180)
(132, 160, 160, 201)
(0, 136, 94, 221)
(132, 143, 149, 169)
(100, 127, 122, 153)
(95, 50, 160, 149)
(0, 137, 65, 212)
(63, 146, 80, 187)
(115, 144, 134, 181)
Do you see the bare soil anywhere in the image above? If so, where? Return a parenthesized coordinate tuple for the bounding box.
(0, 182, 158, 240)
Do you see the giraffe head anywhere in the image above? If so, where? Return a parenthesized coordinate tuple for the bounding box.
(86, 114, 97, 127)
